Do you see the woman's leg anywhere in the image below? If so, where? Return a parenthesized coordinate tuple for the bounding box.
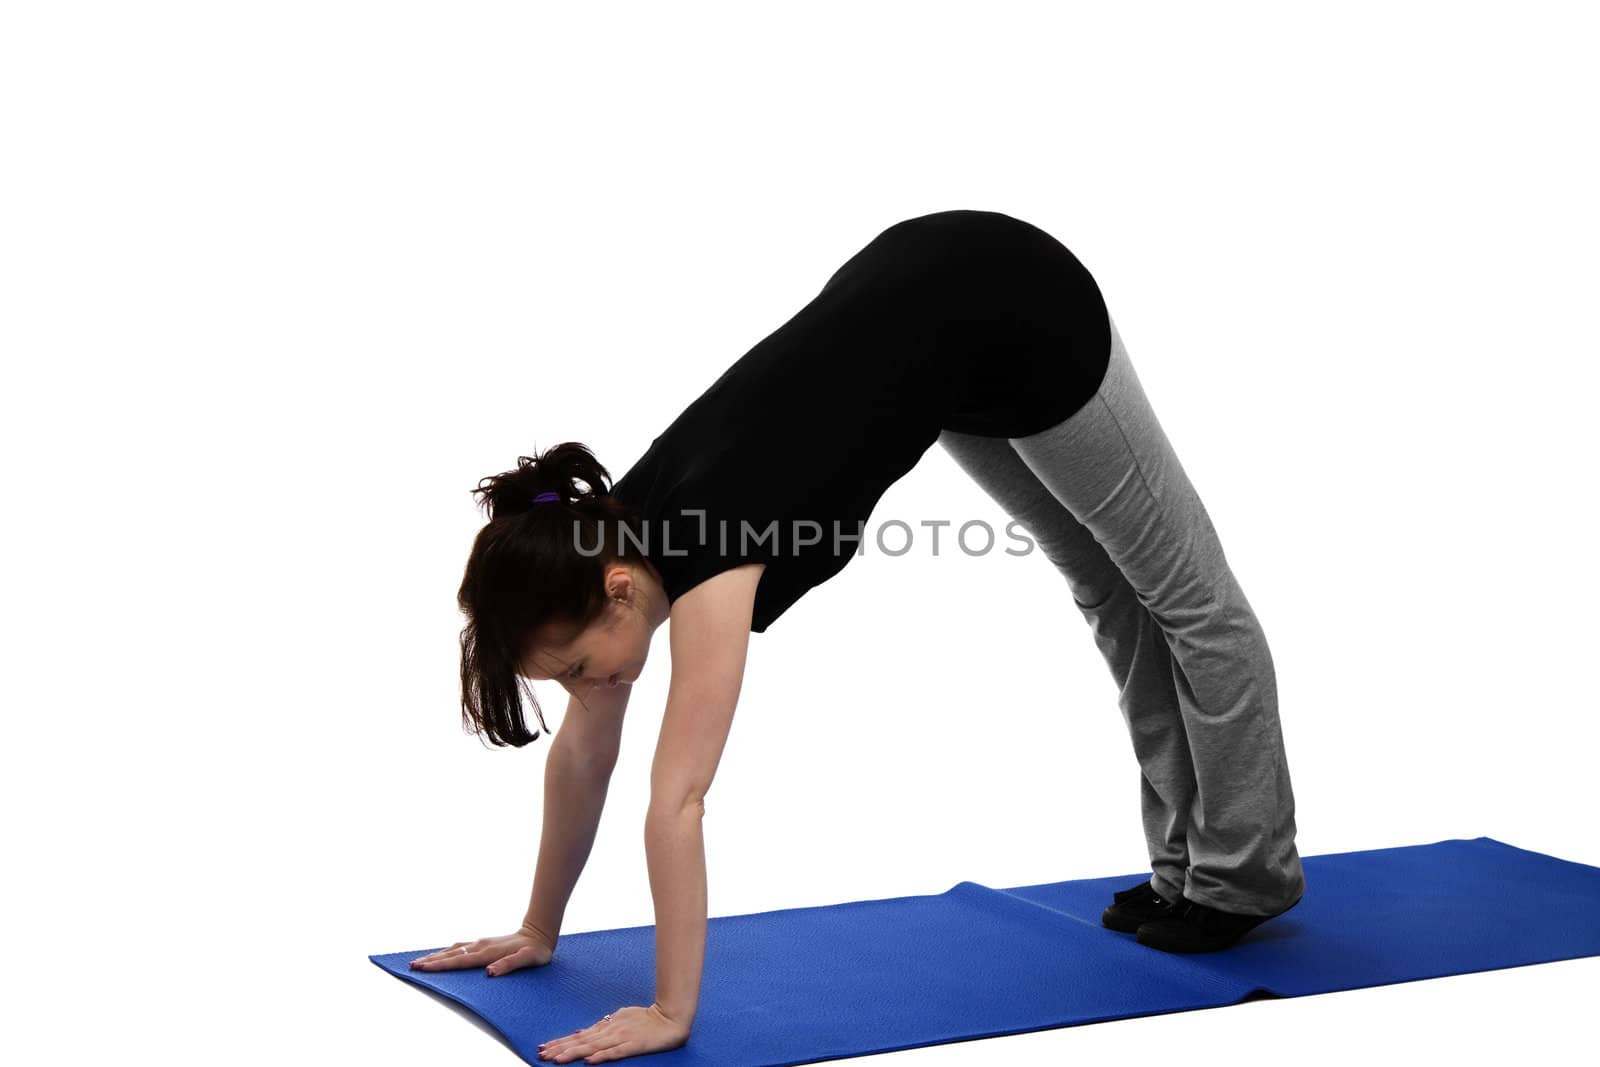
(1006, 314, 1305, 916)
(936, 426, 1196, 907)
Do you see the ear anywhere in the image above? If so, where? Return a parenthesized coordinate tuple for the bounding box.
(605, 562, 639, 603)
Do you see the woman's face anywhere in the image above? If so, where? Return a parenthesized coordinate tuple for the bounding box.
(519, 564, 662, 696)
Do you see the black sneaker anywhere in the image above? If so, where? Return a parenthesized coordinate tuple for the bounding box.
(1101, 878, 1179, 933)
(1135, 893, 1303, 953)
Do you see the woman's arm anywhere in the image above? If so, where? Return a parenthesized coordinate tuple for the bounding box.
(523, 685, 632, 946)
(533, 564, 763, 1062)
(643, 563, 762, 1029)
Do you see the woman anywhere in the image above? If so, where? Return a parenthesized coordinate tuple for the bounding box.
(411, 210, 1306, 1064)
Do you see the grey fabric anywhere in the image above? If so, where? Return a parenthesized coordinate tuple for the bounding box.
(937, 314, 1305, 916)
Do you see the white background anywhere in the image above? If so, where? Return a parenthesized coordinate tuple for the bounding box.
(4, 2, 1597, 1064)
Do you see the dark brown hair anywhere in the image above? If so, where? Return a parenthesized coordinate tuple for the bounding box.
(457, 441, 646, 747)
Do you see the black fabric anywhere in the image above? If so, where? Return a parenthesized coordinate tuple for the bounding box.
(610, 209, 1111, 633)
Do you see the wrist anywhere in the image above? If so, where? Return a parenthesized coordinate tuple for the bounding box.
(520, 917, 558, 950)
(651, 1001, 694, 1039)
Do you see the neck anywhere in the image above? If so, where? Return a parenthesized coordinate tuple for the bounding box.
(638, 558, 672, 630)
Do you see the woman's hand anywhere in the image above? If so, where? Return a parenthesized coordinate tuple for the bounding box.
(408, 921, 556, 977)
(537, 1004, 690, 1064)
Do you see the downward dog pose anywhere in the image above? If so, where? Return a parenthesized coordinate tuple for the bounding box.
(412, 209, 1306, 1063)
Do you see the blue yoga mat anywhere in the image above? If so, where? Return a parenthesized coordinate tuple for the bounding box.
(371, 836, 1600, 1065)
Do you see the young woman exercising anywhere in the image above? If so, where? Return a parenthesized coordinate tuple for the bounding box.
(410, 209, 1306, 1064)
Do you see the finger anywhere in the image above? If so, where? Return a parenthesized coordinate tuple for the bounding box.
(485, 945, 538, 977)
(537, 1034, 577, 1058)
(539, 1040, 578, 1063)
(414, 946, 493, 971)
(541, 1015, 615, 1057)
(540, 1030, 599, 1062)
(548, 1041, 598, 1065)
(410, 940, 472, 966)
(583, 1036, 631, 1063)
(539, 1033, 584, 1055)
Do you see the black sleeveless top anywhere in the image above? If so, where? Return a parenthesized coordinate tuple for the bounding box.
(611, 209, 1111, 632)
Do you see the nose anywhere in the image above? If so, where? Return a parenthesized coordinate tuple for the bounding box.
(607, 674, 620, 688)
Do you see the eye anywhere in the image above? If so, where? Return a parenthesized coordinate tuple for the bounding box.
(567, 662, 585, 679)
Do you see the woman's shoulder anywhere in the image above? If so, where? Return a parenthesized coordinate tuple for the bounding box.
(668, 562, 767, 649)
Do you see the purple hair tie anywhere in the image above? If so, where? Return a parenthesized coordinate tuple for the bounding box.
(531, 491, 562, 504)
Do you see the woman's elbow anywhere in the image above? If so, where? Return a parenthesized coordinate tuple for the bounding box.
(647, 787, 708, 822)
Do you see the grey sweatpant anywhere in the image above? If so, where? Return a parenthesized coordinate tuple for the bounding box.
(937, 314, 1306, 917)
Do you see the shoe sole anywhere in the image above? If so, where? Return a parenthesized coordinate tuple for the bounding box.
(1135, 896, 1299, 953)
